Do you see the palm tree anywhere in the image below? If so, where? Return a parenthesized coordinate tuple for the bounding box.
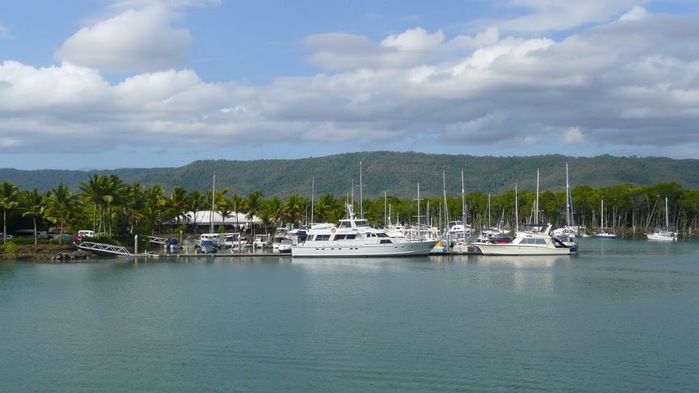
(46, 183, 74, 244)
(122, 183, 146, 234)
(0, 181, 19, 244)
(143, 185, 166, 235)
(103, 175, 124, 236)
(245, 191, 263, 238)
(257, 203, 275, 237)
(316, 194, 344, 223)
(19, 188, 46, 245)
(79, 174, 109, 233)
(266, 196, 286, 228)
(283, 194, 308, 228)
(186, 190, 206, 233)
(228, 193, 245, 232)
(211, 187, 230, 233)
(167, 187, 188, 227)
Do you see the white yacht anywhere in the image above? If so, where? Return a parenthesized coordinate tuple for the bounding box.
(291, 205, 438, 258)
(475, 224, 575, 256)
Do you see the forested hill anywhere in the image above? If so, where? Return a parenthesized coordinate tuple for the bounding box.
(2, 152, 698, 199)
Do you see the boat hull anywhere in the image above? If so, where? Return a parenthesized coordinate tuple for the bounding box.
(475, 243, 574, 256)
(646, 233, 677, 241)
(591, 233, 617, 239)
(291, 240, 438, 258)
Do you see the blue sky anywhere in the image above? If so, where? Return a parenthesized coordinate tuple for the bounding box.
(1, 0, 698, 170)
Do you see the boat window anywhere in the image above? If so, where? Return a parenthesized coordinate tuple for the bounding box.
(315, 235, 331, 241)
(345, 234, 356, 240)
(376, 233, 389, 238)
(334, 234, 347, 240)
(379, 239, 393, 244)
(355, 220, 370, 227)
(339, 221, 352, 228)
(536, 239, 547, 245)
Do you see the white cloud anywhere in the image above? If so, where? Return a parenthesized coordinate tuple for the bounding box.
(381, 27, 445, 51)
(3, 3, 699, 165)
(54, 3, 191, 73)
(304, 27, 504, 71)
(0, 61, 110, 111)
(619, 6, 651, 21)
(562, 127, 586, 144)
(488, 0, 646, 34)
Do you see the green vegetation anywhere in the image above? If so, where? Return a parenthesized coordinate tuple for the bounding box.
(2, 152, 699, 199)
(0, 171, 697, 241)
(1, 242, 20, 259)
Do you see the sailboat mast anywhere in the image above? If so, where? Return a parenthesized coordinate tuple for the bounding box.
(416, 183, 421, 236)
(359, 161, 363, 219)
(210, 174, 215, 234)
(535, 168, 540, 224)
(442, 170, 448, 239)
(665, 197, 669, 227)
(417, 183, 421, 224)
(515, 183, 519, 233)
(461, 170, 466, 227)
(350, 179, 354, 214)
(565, 163, 571, 227)
(601, 200, 604, 229)
(487, 194, 491, 229)
(384, 192, 388, 227)
(311, 177, 315, 226)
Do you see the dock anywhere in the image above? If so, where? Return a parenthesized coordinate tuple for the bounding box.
(77, 241, 480, 259)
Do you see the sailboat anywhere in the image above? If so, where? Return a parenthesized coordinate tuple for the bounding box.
(591, 199, 616, 239)
(441, 171, 471, 247)
(475, 194, 504, 243)
(646, 197, 678, 241)
(552, 163, 578, 251)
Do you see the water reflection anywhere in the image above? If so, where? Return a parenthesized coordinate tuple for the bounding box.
(474, 254, 572, 267)
(290, 256, 429, 271)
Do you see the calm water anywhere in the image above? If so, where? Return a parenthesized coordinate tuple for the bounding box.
(1, 238, 698, 392)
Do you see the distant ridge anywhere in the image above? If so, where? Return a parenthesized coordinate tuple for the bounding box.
(1, 152, 698, 199)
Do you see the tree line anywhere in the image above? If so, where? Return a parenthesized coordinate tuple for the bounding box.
(1, 174, 698, 246)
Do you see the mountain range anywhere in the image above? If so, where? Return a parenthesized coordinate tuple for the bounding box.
(2, 152, 698, 199)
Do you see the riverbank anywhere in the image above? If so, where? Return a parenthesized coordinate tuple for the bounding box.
(0, 243, 93, 262)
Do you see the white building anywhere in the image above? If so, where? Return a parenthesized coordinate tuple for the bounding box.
(168, 211, 262, 228)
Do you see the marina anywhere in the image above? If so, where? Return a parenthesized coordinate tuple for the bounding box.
(3, 1, 699, 391)
(1, 237, 697, 393)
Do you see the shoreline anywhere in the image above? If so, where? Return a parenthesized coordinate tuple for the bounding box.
(0, 244, 92, 262)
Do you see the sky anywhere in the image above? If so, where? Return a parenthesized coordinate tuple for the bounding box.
(1, 0, 699, 170)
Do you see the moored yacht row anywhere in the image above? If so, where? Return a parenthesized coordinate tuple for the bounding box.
(163, 164, 680, 259)
(287, 201, 580, 257)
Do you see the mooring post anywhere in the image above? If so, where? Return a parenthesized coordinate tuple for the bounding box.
(135, 234, 138, 255)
